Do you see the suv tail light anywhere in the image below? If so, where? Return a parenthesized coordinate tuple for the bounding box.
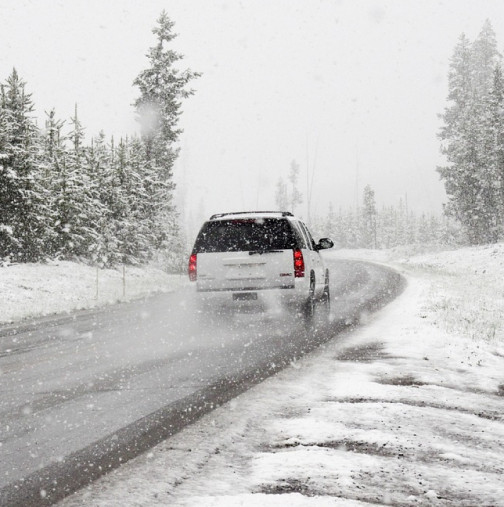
(293, 249, 305, 278)
(188, 253, 197, 281)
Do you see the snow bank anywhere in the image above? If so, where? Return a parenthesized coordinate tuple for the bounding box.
(331, 243, 504, 346)
(0, 261, 186, 324)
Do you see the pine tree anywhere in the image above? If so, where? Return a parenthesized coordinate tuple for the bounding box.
(471, 20, 500, 94)
(493, 66, 504, 231)
(362, 185, 377, 248)
(124, 135, 153, 263)
(112, 137, 135, 264)
(438, 22, 502, 244)
(0, 69, 45, 261)
(133, 11, 200, 269)
(469, 20, 501, 242)
(133, 12, 199, 169)
(39, 108, 66, 257)
(110, 136, 152, 266)
(86, 131, 115, 266)
(438, 34, 475, 238)
(0, 79, 15, 258)
(478, 64, 504, 241)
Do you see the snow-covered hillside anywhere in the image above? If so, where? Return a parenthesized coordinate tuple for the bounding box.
(337, 243, 504, 345)
(53, 244, 504, 506)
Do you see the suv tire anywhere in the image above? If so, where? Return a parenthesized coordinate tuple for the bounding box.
(302, 272, 316, 323)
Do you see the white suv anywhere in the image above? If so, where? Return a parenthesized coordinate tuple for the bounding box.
(188, 211, 333, 320)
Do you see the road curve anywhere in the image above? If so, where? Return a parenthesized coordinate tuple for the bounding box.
(0, 259, 404, 506)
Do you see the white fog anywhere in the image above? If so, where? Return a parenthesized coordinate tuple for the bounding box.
(1, 1, 504, 506)
(4, 0, 501, 224)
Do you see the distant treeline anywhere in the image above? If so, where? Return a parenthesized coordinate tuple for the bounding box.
(0, 12, 199, 269)
(310, 185, 463, 250)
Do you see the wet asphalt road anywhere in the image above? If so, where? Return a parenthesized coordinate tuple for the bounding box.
(0, 259, 404, 506)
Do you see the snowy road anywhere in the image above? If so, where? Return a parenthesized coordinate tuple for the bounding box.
(0, 259, 403, 506)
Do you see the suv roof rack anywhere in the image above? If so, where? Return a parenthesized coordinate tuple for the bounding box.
(209, 211, 293, 220)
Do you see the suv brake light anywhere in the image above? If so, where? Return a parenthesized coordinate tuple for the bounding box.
(188, 253, 197, 281)
(293, 249, 305, 278)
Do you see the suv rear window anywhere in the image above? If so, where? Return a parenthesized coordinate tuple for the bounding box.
(193, 218, 297, 253)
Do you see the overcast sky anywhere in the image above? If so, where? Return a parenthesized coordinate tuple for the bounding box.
(2, 0, 504, 234)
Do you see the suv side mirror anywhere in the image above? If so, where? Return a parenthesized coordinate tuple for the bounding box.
(316, 238, 334, 250)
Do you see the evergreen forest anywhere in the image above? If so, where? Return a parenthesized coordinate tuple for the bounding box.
(0, 12, 199, 270)
(1, 17, 503, 270)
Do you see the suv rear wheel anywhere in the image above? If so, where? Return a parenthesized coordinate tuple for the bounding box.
(319, 269, 331, 321)
(322, 269, 330, 307)
(302, 272, 316, 323)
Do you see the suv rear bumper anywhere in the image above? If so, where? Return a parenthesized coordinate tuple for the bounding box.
(196, 283, 294, 292)
(193, 282, 308, 313)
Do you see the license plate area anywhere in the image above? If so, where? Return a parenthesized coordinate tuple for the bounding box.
(233, 292, 258, 301)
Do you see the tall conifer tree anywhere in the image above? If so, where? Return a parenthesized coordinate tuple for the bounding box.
(438, 21, 503, 244)
(133, 11, 200, 269)
(0, 69, 45, 261)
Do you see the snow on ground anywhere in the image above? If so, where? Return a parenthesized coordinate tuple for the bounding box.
(3, 245, 504, 505)
(58, 244, 504, 506)
(0, 261, 186, 324)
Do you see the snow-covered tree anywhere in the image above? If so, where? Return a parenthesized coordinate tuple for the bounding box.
(134, 12, 199, 168)
(362, 185, 377, 248)
(0, 69, 46, 261)
(438, 21, 503, 244)
(86, 131, 116, 266)
(123, 136, 153, 263)
(471, 20, 500, 94)
(133, 11, 200, 270)
(477, 64, 504, 241)
(39, 108, 66, 256)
